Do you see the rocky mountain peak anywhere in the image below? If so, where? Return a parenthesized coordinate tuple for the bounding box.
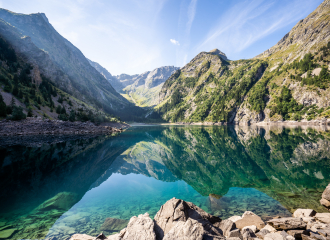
(209, 48, 228, 60)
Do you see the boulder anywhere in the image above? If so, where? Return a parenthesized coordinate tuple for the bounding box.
(242, 228, 257, 240)
(218, 220, 236, 237)
(153, 198, 222, 239)
(228, 229, 242, 239)
(162, 219, 204, 240)
(287, 230, 309, 239)
(321, 183, 330, 210)
(228, 216, 243, 222)
(315, 213, 330, 224)
(70, 234, 94, 240)
(256, 229, 270, 239)
(293, 209, 316, 218)
(267, 217, 306, 230)
(261, 225, 277, 233)
(264, 233, 285, 240)
(121, 213, 156, 240)
(242, 225, 257, 233)
(235, 211, 265, 230)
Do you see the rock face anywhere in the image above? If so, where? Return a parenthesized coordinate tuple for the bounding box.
(120, 213, 156, 240)
(320, 183, 330, 211)
(110, 66, 179, 107)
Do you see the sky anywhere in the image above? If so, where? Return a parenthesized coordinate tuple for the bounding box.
(0, 0, 324, 75)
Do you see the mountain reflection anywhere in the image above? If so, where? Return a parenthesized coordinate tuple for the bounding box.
(0, 125, 329, 239)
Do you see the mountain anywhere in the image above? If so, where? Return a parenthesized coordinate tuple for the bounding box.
(0, 9, 141, 119)
(156, 0, 330, 124)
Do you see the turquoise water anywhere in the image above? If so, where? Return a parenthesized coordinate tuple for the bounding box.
(0, 125, 329, 239)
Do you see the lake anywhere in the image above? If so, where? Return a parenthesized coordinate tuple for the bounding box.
(0, 125, 329, 239)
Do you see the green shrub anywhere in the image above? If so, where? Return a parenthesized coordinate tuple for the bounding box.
(10, 106, 26, 120)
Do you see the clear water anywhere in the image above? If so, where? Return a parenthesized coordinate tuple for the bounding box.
(0, 125, 329, 239)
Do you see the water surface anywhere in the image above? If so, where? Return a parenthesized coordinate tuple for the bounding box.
(0, 125, 329, 239)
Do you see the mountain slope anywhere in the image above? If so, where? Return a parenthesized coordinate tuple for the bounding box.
(156, 0, 330, 124)
(0, 31, 114, 121)
(115, 66, 179, 107)
(0, 9, 138, 118)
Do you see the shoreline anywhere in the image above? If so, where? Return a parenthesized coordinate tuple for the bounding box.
(0, 118, 130, 136)
(70, 183, 330, 240)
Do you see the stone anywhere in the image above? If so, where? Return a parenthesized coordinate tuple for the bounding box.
(228, 229, 242, 239)
(242, 228, 257, 240)
(307, 221, 330, 232)
(235, 211, 265, 230)
(256, 229, 270, 239)
(293, 209, 316, 218)
(320, 198, 330, 209)
(154, 198, 222, 239)
(121, 213, 156, 240)
(315, 213, 330, 224)
(267, 217, 307, 230)
(0, 228, 17, 239)
(261, 225, 277, 233)
(219, 220, 236, 237)
(287, 230, 309, 239)
(242, 225, 257, 233)
(100, 218, 129, 232)
(107, 233, 121, 240)
(264, 233, 285, 240)
(162, 219, 204, 240)
(302, 217, 315, 223)
(69, 234, 94, 240)
(95, 233, 107, 239)
(228, 216, 243, 222)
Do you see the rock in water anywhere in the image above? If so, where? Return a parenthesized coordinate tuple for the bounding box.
(153, 197, 222, 239)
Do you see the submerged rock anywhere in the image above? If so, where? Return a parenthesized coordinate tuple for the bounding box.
(99, 218, 129, 233)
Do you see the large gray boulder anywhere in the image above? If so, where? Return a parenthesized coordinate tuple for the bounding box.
(267, 217, 306, 230)
(121, 213, 156, 240)
(162, 219, 204, 240)
(293, 209, 316, 218)
(154, 198, 222, 239)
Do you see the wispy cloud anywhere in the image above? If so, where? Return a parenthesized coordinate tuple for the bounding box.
(196, 0, 318, 59)
(170, 39, 180, 45)
(186, 0, 197, 35)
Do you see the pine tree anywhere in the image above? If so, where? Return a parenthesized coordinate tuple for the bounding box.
(0, 94, 7, 117)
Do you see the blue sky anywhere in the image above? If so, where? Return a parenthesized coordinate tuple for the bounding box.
(0, 0, 324, 75)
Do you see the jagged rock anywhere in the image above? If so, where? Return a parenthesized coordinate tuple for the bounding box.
(70, 234, 94, 240)
(261, 225, 277, 233)
(228, 216, 243, 222)
(162, 219, 204, 240)
(121, 213, 156, 240)
(307, 220, 330, 232)
(95, 233, 107, 239)
(219, 220, 236, 237)
(280, 231, 295, 240)
(287, 230, 309, 239)
(315, 213, 330, 224)
(267, 217, 306, 230)
(293, 209, 316, 218)
(154, 198, 222, 239)
(242, 228, 257, 240)
(228, 229, 242, 239)
(242, 225, 257, 233)
(99, 218, 129, 232)
(256, 229, 270, 239)
(302, 232, 327, 240)
(235, 211, 265, 230)
(264, 233, 286, 240)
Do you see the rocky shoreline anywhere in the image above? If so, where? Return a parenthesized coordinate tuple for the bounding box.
(175, 119, 329, 126)
(0, 118, 130, 136)
(70, 184, 330, 240)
